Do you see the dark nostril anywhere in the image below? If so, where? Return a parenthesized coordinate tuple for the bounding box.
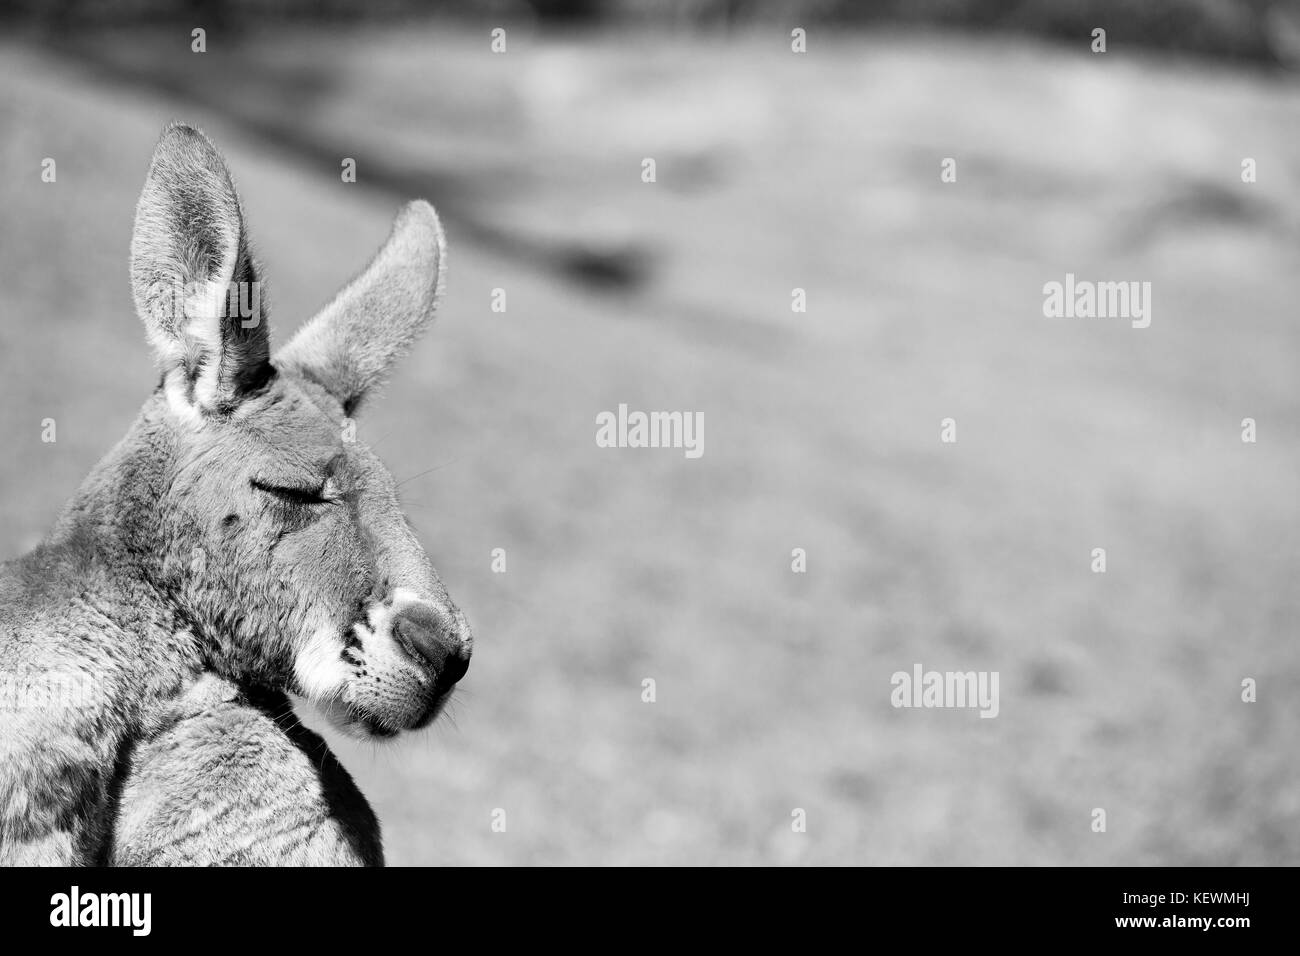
(441, 651, 470, 686)
(392, 604, 469, 688)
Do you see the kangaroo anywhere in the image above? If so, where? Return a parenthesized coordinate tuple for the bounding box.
(0, 124, 471, 865)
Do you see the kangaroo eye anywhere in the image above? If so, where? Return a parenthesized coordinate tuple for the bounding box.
(250, 478, 331, 506)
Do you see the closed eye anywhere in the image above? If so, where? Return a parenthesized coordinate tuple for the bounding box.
(250, 478, 332, 505)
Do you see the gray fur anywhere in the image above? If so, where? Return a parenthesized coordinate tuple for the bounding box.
(109, 674, 381, 867)
(277, 200, 446, 415)
(0, 124, 469, 866)
(131, 123, 272, 410)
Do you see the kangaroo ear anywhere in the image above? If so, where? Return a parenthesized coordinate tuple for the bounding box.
(275, 201, 446, 415)
(131, 123, 272, 413)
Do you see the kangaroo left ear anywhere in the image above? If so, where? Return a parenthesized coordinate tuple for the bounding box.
(275, 201, 446, 416)
(131, 123, 273, 414)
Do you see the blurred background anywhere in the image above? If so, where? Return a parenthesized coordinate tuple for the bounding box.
(1, 1, 1298, 865)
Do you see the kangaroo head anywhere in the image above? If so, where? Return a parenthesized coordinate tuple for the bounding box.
(125, 124, 470, 739)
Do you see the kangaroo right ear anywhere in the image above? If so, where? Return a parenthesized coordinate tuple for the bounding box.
(275, 201, 446, 416)
(131, 123, 273, 414)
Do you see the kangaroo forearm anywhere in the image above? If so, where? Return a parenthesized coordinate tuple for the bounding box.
(110, 676, 382, 867)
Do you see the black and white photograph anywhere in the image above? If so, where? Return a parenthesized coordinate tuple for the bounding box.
(0, 0, 1293, 925)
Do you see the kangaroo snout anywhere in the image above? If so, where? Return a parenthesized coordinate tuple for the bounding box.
(391, 603, 470, 692)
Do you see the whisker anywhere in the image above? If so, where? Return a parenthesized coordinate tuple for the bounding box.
(396, 456, 465, 488)
(366, 427, 398, 450)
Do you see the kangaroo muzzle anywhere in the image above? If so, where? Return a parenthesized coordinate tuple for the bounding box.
(390, 601, 471, 696)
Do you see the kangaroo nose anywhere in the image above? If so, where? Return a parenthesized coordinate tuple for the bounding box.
(392, 603, 470, 689)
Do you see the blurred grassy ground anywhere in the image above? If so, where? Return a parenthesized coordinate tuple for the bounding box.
(1, 23, 1298, 864)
